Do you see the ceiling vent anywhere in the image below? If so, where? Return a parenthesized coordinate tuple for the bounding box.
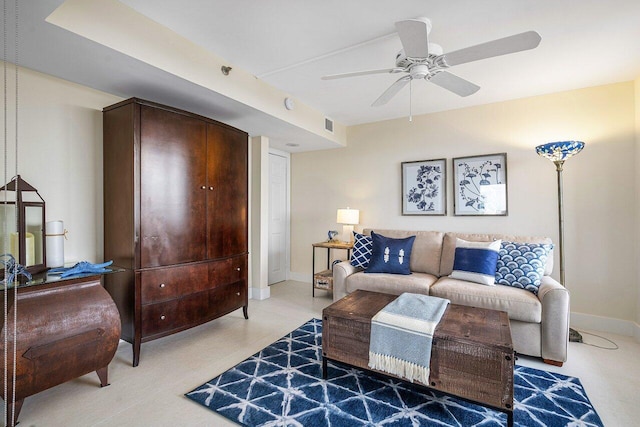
(324, 117, 334, 133)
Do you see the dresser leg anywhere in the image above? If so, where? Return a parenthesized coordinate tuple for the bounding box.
(5, 398, 24, 427)
(243, 305, 249, 319)
(97, 366, 110, 387)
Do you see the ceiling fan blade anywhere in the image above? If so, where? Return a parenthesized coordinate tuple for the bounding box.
(429, 71, 480, 97)
(441, 31, 541, 67)
(395, 18, 430, 58)
(321, 68, 401, 80)
(372, 76, 411, 107)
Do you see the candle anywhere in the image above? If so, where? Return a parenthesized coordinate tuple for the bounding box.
(10, 232, 35, 266)
(45, 220, 65, 268)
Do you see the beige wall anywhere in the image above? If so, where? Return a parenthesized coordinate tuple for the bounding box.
(636, 77, 640, 328)
(2, 64, 121, 263)
(292, 82, 638, 324)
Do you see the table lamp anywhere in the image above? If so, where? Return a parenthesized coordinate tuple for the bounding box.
(336, 208, 359, 243)
(535, 140, 585, 342)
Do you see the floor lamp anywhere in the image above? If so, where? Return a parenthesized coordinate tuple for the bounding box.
(535, 140, 585, 343)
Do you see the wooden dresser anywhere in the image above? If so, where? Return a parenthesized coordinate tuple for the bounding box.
(1, 272, 121, 426)
(102, 98, 249, 366)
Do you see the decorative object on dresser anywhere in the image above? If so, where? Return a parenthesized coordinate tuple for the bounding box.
(336, 207, 359, 243)
(0, 175, 47, 274)
(44, 220, 67, 268)
(0, 270, 121, 427)
(402, 158, 446, 215)
(453, 153, 507, 216)
(102, 98, 249, 366)
(536, 140, 585, 343)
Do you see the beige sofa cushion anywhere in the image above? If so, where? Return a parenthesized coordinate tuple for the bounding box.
(439, 232, 554, 277)
(345, 271, 438, 296)
(364, 229, 444, 276)
(430, 277, 542, 323)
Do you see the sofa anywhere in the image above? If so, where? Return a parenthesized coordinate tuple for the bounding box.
(333, 229, 570, 366)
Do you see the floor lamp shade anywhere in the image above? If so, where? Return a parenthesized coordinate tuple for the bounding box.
(536, 141, 584, 164)
(337, 208, 359, 243)
(535, 140, 584, 342)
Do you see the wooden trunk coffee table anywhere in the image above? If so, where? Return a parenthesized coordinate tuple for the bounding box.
(322, 290, 515, 426)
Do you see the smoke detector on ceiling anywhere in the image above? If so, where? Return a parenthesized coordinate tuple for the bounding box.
(284, 97, 295, 110)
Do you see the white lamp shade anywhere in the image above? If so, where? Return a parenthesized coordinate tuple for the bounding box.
(336, 208, 359, 225)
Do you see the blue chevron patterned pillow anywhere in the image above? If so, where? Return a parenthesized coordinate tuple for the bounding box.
(495, 242, 554, 295)
(350, 232, 373, 269)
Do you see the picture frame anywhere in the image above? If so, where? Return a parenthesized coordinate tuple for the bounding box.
(453, 153, 508, 216)
(401, 159, 447, 215)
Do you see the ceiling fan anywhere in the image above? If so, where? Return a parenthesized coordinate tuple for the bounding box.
(322, 18, 541, 107)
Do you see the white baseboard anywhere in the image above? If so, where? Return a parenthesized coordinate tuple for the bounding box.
(571, 311, 639, 341)
(288, 272, 311, 283)
(249, 286, 270, 300)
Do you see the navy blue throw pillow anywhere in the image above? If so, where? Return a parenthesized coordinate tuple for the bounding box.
(365, 231, 416, 275)
(350, 232, 373, 269)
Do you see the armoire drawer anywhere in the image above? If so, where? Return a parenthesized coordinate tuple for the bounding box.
(208, 281, 246, 317)
(141, 300, 179, 336)
(209, 256, 247, 288)
(175, 292, 211, 327)
(140, 263, 209, 304)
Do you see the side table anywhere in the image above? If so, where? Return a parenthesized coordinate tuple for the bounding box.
(311, 241, 353, 297)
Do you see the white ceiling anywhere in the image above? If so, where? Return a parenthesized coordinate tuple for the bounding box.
(6, 0, 640, 151)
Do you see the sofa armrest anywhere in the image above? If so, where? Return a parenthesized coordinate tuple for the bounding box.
(332, 261, 360, 301)
(538, 275, 570, 363)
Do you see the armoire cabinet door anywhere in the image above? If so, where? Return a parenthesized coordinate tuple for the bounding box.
(140, 106, 208, 267)
(206, 124, 248, 259)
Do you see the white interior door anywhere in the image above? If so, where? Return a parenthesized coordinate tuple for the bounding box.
(268, 152, 289, 284)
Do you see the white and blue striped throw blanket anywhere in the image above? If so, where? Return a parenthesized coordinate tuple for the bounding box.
(369, 293, 450, 384)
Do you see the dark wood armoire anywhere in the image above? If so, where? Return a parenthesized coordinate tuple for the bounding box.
(102, 98, 249, 366)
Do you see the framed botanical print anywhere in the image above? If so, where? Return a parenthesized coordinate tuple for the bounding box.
(453, 153, 508, 216)
(402, 159, 446, 215)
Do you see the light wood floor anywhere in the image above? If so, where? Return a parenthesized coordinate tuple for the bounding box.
(4, 280, 639, 426)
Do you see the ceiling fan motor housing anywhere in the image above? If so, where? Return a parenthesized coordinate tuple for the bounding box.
(396, 41, 444, 69)
(410, 64, 430, 79)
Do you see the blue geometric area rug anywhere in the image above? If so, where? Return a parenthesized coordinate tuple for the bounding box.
(186, 319, 603, 426)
